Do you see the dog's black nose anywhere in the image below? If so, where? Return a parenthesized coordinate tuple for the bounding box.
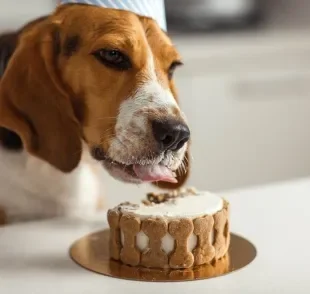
(152, 120, 190, 152)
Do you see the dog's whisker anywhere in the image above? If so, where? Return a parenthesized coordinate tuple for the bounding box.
(99, 133, 115, 143)
(180, 161, 187, 176)
(98, 128, 115, 142)
(83, 126, 115, 135)
(96, 116, 118, 121)
(183, 156, 189, 166)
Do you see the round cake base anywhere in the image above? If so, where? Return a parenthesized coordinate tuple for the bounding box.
(69, 229, 256, 282)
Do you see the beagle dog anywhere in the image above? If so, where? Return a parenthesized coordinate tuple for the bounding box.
(0, 4, 190, 224)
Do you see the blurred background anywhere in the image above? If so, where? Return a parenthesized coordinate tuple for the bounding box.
(1, 0, 310, 207)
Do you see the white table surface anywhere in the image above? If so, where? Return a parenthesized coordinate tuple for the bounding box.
(1, 178, 310, 294)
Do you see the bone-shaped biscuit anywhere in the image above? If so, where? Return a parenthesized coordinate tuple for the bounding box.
(213, 206, 229, 259)
(193, 215, 215, 265)
(107, 209, 121, 260)
(224, 205, 231, 249)
(119, 214, 141, 266)
(169, 219, 194, 269)
(141, 218, 168, 268)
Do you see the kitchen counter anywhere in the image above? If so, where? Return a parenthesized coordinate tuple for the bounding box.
(1, 178, 309, 293)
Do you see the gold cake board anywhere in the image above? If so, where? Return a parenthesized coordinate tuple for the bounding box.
(69, 229, 256, 282)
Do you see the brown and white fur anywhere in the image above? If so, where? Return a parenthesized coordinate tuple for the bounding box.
(0, 4, 190, 224)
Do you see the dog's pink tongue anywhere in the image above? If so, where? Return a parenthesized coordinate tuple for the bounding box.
(133, 164, 177, 183)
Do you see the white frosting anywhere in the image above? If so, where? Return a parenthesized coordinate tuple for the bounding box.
(136, 231, 149, 251)
(161, 233, 174, 253)
(188, 234, 198, 252)
(119, 191, 223, 219)
(120, 230, 213, 254)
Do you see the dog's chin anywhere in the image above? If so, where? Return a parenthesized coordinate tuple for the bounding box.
(102, 161, 143, 184)
(101, 156, 181, 184)
(90, 144, 186, 184)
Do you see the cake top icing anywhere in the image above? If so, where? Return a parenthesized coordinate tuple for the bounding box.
(116, 188, 223, 219)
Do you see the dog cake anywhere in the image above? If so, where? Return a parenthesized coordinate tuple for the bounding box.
(107, 188, 230, 269)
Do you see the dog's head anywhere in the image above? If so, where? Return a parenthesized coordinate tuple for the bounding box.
(0, 5, 190, 188)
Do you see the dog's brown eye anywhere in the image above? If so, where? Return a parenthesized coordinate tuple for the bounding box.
(93, 49, 132, 70)
(168, 61, 183, 80)
(103, 50, 122, 62)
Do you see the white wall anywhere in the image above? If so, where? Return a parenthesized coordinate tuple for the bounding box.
(174, 31, 310, 191)
(0, 0, 54, 30)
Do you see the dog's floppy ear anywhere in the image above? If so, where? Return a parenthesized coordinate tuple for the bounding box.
(0, 32, 18, 77)
(0, 32, 23, 150)
(0, 22, 82, 172)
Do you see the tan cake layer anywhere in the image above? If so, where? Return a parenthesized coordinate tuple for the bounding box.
(107, 188, 230, 269)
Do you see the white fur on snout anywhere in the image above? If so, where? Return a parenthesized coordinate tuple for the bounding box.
(108, 47, 186, 168)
